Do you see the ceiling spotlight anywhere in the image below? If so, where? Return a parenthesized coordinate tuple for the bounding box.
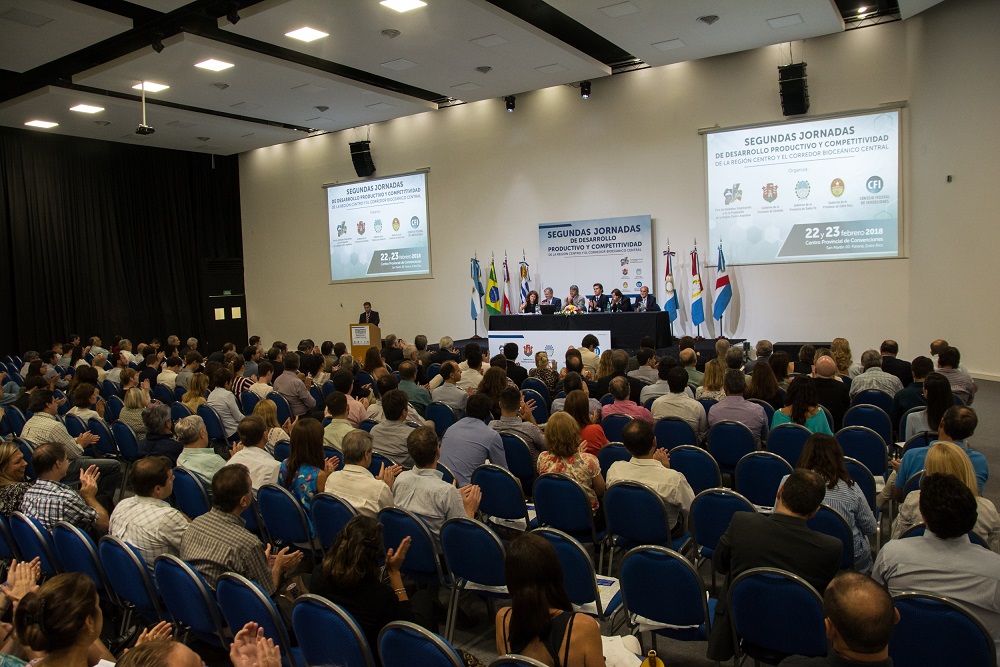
(380, 29, 401, 39)
(151, 34, 164, 53)
(504, 95, 515, 112)
(227, 2, 240, 25)
(580, 81, 591, 99)
(314, 105, 329, 112)
(697, 14, 720, 25)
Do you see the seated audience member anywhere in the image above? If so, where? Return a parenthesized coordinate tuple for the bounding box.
(744, 359, 785, 411)
(181, 372, 209, 413)
(879, 339, 913, 387)
(138, 403, 183, 464)
(439, 393, 507, 486)
(891, 441, 1000, 550)
(109, 456, 188, 568)
(206, 369, 245, 440)
(495, 532, 604, 665)
(601, 376, 653, 425)
(273, 351, 318, 419)
(105, 352, 128, 385)
(431, 361, 472, 412)
(478, 365, 510, 417)
(564, 390, 608, 456)
(551, 371, 602, 417)
(503, 342, 529, 388)
(323, 391, 356, 449)
(579, 334, 600, 377)
(554, 349, 596, 394)
(324, 430, 398, 518)
(902, 371, 952, 440)
(225, 415, 281, 490)
(12, 375, 46, 412)
(651, 366, 707, 442)
(393, 426, 481, 540)
(21, 443, 110, 536)
(849, 349, 904, 398)
(894, 406, 988, 499)
(413, 335, 432, 368)
(715, 338, 731, 363)
(21, 390, 119, 508)
(708, 469, 842, 661)
(890, 355, 933, 432)
(528, 351, 558, 392)
(681, 348, 703, 387)
(788, 344, 814, 375)
(0, 442, 31, 516)
(536, 411, 605, 512)
(248, 360, 274, 399)
(119, 387, 150, 439)
(708, 369, 768, 448)
(490, 386, 545, 462)
(458, 342, 486, 390)
(772, 376, 833, 434)
(429, 336, 462, 365)
(157, 355, 182, 391)
(267, 345, 286, 380)
(767, 350, 793, 392)
(367, 372, 429, 427)
(279, 418, 339, 516)
(310, 515, 438, 656)
(181, 464, 303, 593)
(743, 340, 772, 375)
(627, 347, 659, 384)
(696, 358, 727, 402)
(381, 334, 405, 369)
(67, 382, 104, 423)
(227, 352, 255, 397)
(779, 571, 899, 667)
(398, 360, 431, 417)
(640, 356, 679, 404)
(595, 349, 644, 403)
(793, 434, 877, 573)
(726, 347, 750, 379)
(175, 351, 202, 391)
(331, 369, 369, 427)
(244, 344, 263, 379)
(370, 390, 418, 468)
(138, 351, 161, 388)
(253, 398, 291, 456)
(934, 345, 976, 405)
(175, 415, 227, 485)
(606, 420, 693, 536)
(873, 473, 1000, 655)
(811, 356, 851, 431)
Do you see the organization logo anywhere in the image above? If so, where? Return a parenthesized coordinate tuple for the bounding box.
(623, 282, 629, 289)
(410, 216, 420, 229)
(622, 268, 629, 276)
(357, 221, 365, 235)
(831, 178, 845, 197)
(374, 219, 382, 233)
(635, 269, 642, 277)
(724, 183, 743, 205)
(762, 183, 778, 203)
(523, 344, 533, 356)
(636, 281, 643, 288)
(866, 175, 884, 194)
(795, 180, 811, 199)
(392, 217, 400, 231)
(336, 221, 347, 237)
(620, 257, 630, 266)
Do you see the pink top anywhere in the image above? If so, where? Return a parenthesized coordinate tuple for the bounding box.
(602, 400, 654, 426)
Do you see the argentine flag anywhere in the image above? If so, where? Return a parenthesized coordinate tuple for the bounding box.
(713, 244, 732, 321)
(663, 250, 678, 323)
(690, 249, 705, 327)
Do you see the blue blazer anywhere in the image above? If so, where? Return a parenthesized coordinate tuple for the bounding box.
(633, 295, 660, 311)
(542, 296, 562, 310)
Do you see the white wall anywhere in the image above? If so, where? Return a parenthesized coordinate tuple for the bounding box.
(240, 0, 1000, 377)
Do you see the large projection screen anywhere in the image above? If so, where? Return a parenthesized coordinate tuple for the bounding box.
(324, 170, 431, 283)
(706, 109, 901, 265)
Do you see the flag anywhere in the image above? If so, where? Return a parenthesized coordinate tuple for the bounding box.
(470, 258, 481, 321)
(502, 254, 512, 314)
(470, 286, 479, 321)
(663, 247, 678, 323)
(519, 256, 530, 308)
(486, 259, 502, 315)
(713, 244, 732, 321)
(690, 248, 705, 327)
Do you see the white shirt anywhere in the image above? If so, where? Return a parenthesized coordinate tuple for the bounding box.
(651, 392, 708, 442)
(158, 369, 178, 391)
(109, 495, 189, 568)
(324, 464, 394, 518)
(457, 368, 483, 391)
(226, 446, 280, 490)
(606, 458, 695, 530)
(249, 381, 272, 399)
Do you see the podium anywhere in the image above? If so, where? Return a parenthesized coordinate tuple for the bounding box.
(350, 323, 381, 361)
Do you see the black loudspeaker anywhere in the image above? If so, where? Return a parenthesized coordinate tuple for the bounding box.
(778, 63, 809, 116)
(349, 141, 376, 177)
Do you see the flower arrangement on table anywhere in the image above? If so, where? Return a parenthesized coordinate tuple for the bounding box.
(560, 305, 581, 315)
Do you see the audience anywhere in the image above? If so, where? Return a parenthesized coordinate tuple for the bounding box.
(651, 366, 707, 442)
(902, 371, 952, 440)
(67, 382, 103, 423)
(708, 369, 768, 448)
(331, 369, 369, 427)
(601, 376, 654, 425)
(431, 360, 471, 412)
(119, 387, 150, 439)
(324, 430, 398, 518)
(21, 443, 110, 536)
(551, 372, 602, 417)
(279, 417, 338, 516)
(0, 442, 31, 516)
(322, 391, 356, 449)
(536, 412, 605, 513)
(109, 456, 188, 568)
(226, 415, 281, 489)
(248, 360, 274, 399)
(370, 389, 418, 467)
(696, 358, 727, 402)
(181, 372, 209, 413)
(879, 339, 913, 387)
(811, 356, 851, 431)
(744, 359, 784, 411)
(894, 406, 988, 499)
(627, 347, 659, 384)
(503, 342, 529, 388)
(206, 369, 244, 440)
(398, 360, 431, 418)
(175, 415, 227, 485)
(743, 339, 772, 375)
(489, 386, 545, 462)
(640, 356, 679, 404)
(889, 355, 933, 432)
(527, 350, 557, 392)
(772, 376, 833, 434)
(935, 345, 977, 405)
(563, 390, 608, 456)
(272, 351, 318, 419)
(849, 349, 904, 399)
(252, 397, 291, 456)
(439, 393, 507, 486)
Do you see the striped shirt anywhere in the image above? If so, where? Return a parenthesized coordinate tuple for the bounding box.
(109, 495, 188, 567)
(180, 507, 272, 593)
(21, 412, 84, 458)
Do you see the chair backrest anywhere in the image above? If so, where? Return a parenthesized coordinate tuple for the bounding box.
(890, 593, 996, 667)
(170, 401, 193, 423)
(532, 473, 599, 544)
(368, 452, 398, 477)
(441, 517, 506, 588)
(293, 594, 376, 667)
(899, 406, 925, 439)
(311, 492, 359, 550)
(765, 422, 812, 466)
(620, 545, 712, 634)
(257, 483, 313, 549)
(152, 384, 174, 405)
(698, 397, 717, 416)
(426, 363, 441, 383)
(669, 445, 722, 495)
(104, 395, 124, 422)
(707, 420, 757, 471)
(12, 437, 35, 480)
(0, 515, 21, 561)
(805, 504, 854, 569)
(3, 407, 26, 436)
(520, 377, 551, 406)
(729, 568, 826, 661)
(653, 417, 698, 451)
(378, 621, 463, 667)
(240, 390, 260, 415)
(734, 451, 793, 507)
(599, 393, 615, 406)
(425, 402, 457, 438)
(521, 389, 548, 424)
(746, 398, 775, 426)
(843, 457, 876, 512)
(471, 464, 528, 522)
(835, 425, 888, 478)
(436, 462, 455, 485)
(533, 528, 607, 617)
(52, 522, 113, 599)
(498, 432, 535, 492)
(689, 488, 757, 554)
(98, 535, 165, 623)
(901, 431, 938, 456)
(63, 413, 87, 438)
(273, 440, 290, 462)
(902, 470, 923, 498)
(100, 380, 119, 401)
(852, 389, 894, 414)
(605, 482, 673, 548)
(600, 415, 631, 443)
(266, 392, 292, 425)
(216, 573, 301, 667)
(153, 554, 228, 647)
(110, 421, 141, 459)
(842, 405, 892, 464)
(197, 404, 228, 443)
(358, 419, 379, 433)
(172, 467, 211, 518)
(87, 417, 118, 457)
(377, 508, 449, 587)
(309, 385, 324, 408)
(10, 512, 61, 576)
(355, 371, 376, 397)
(174, 385, 187, 402)
(596, 442, 630, 479)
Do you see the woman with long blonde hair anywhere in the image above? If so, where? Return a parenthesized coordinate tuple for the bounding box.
(696, 358, 726, 402)
(595, 350, 614, 381)
(253, 398, 291, 455)
(831, 338, 857, 379)
(182, 372, 208, 413)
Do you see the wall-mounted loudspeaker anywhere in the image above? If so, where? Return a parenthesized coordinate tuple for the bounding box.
(778, 63, 809, 116)
(349, 141, 376, 177)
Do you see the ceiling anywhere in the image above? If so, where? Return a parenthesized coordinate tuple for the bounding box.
(0, 0, 941, 156)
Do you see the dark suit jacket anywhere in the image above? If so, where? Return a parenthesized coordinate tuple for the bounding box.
(382, 347, 404, 369)
(632, 295, 660, 311)
(429, 349, 462, 365)
(589, 294, 610, 312)
(540, 296, 562, 310)
(881, 356, 912, 387)
(609, 298, 633, 312)
(813, 377, 851, 431)
(506, 361, 528, 388)
(359, 311, 380, 326)
(595, 371, 644, 404)
(890, 381, 924, 433)
(708, 512, 841, 661)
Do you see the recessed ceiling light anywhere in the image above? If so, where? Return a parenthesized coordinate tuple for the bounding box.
(25, 120, 58, 128)
(380, 0, 426, 13)
(70, 104, 104, 113)
(132, 82, 169, 92)
(285, 27, 328, 42)
(381, 58, 418, 71)
(195, 59, 234, 71)
(599, 2, 639, 18)
(766, 14, 804, 28)
(651, 38, 685, 51)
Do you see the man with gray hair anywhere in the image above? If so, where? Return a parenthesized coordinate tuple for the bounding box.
(175, 415, 227, 485)
(181, 337, 198, 358)
(138, 403, 183, 464)
(565, 284, 586, 310)
(323, 430, 398, 518)
(430, 336, 461, 365)
(744, 340, 773, 375)
(596, 349, 644, 403)
(707, 369, 767, 448)
(849, 349, 903, 398)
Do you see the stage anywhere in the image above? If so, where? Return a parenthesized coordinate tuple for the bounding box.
(487, 311, 673, 350)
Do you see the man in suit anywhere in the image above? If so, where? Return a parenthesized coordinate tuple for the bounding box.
(707, 468, 842, 661)
(381, 334, 405, 368)
(565, 284, 586, 310)
(880, 339, 912, 387)
(588, 283, 610, 312)
(502, 342, 528, 388)
(540, 287, 562, 310)
(632, 285, 660, 312)
(595, 349, 645, 403)
(359, 301, 380, 326)
(608, 288, 633, 312)
(812, 356, 851, 431)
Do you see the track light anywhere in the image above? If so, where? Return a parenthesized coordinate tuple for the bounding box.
(227, 2, 240, 24)
(504, 95, 515, 112)
(580, 81, 591, 99)
(151, 33, 164, 53)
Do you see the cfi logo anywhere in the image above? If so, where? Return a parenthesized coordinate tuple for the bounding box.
(523, 344, 533, 356)
(762, 183, 778, 203)
(374, 219, 382, 233)
(410, 216, 420, 229)
(795, 180, 810, 199)
(724, 183, 743, 205)
(336, 221, 347, 237)
(866, 176, 883, 194)
(392, 217, 400, 231)
(357, 221, 366, 235)
(831, 178, 845, 197)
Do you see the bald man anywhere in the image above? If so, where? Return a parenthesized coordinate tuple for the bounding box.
(681, 348, 703, 387)
(812, 356, 851, 431)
